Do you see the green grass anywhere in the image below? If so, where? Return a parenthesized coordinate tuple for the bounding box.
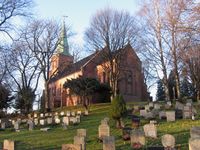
(0, 102, 199, 150)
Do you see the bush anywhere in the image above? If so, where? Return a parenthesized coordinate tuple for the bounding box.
(110, 95, 127, 121)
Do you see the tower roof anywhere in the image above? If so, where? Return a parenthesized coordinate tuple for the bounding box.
(56, 19, 71, 56)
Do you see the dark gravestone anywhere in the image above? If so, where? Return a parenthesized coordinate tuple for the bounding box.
(147, 146, 164, 150)
(175, 109, 183, 119)
(131, 115, 140, 128)
(122, 127, 132, 140)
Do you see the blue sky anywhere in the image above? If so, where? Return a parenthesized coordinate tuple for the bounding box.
(34, 0, 140, 45)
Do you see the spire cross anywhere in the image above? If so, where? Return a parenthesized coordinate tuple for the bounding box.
(63, 16, 68, 23)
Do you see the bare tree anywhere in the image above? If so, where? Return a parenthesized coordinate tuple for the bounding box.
(137, 0, 171, 101)
(138, 0, 197, 101)
(5, 39, 41, 113)
(20, 19, 73, 110)
(85, 8, 138, 97)
(162, 0, 194, 99)
(0, 0, 33, 38)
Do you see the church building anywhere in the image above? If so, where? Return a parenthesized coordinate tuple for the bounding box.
(48, 21, 148, 108)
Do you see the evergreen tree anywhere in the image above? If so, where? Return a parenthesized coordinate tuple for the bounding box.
(156, 79, 165, 101)
(15, 87, 35, 114)
(180, 77, 194, 99)
(110, 95, 127, 128)
(63, 77, 100, 111)
(0, 84, 13, 111)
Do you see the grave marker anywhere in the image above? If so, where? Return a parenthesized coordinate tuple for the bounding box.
(166, 111, 175, 122)
(161, 134, 175, 148)
(143, 124, 157, 138)
(3, 139, 15, 150)
(62, 144, 81, 150)
(131, 129, 145, 149)
(74, 136, 86, 150)
(99, 123, 110, 140)
(103, 136, 115, 150)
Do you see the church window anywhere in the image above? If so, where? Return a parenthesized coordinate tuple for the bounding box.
(103, 72, 106, 83)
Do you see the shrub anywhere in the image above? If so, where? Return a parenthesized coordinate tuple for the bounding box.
(110, 95, 127, 128)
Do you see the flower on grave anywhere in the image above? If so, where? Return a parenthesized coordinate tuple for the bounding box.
(132, 142, 142, 149)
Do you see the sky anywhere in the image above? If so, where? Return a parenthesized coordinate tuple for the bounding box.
(33, 0, 157, 101)
(34, 0, 140, 45)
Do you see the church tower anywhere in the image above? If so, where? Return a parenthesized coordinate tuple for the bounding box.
(50, 19, 73, 76)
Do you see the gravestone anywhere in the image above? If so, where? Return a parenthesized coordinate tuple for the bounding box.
(161, 134, 175, 148)
(40, 127, 50, 131)
(70, 117, 77, 124)
(77, 111, 82, 116)
(27, 120, 34, 131)
(190, 126, 200, 138)
(122, 127, 132, 140)
(103, 136, 115, 150)
(143, 124, 157, 138)
(74, 136, 86, 150)
(14, 121, 20, 131)
(39, 119, 46, 126)
(140, 110, 147, 117)
(131, 115, 140, 128)
(133, 105, 139, 112)
(77, 129, 87, 137)
(34, 113, 38, 118)
(131, 129, 145, 149)
(40, 113, 44, 118)
(150, 120, 157, 124)
(76, 115, 81, 123)
(62, 144, 81, 150)
(167, 101, 172, 106)
(45, 113, 49, 117)
(54, 116, 61, 124)
(60, 111, 65, 116)
(149, 102, 154, 108)
(1, 122, 5, 129)
(63, 117, 69, 125)
(159, 111, 166, 120)
(175, 109, 183, 119)
(189, 138, 200, 150)
(98, 123, 110, 140)
(84, 110, 89, 116)
(166, 111, 175, 122)
(66, 111, 71, 117)
(71, 111, 76, 116)
(144, 112, 154, 119)
(154, 103, 161, 110)
(175, 101, 184, 110)
(47, 117, 53, 125)
(28, 114, 32, 119)
(34, 118, 39, 126)
(145, 105, 150, 111)
(3, 139, 15, 150)
(183, 106, 192, 119)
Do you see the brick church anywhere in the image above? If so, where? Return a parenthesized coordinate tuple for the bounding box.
(48, 22, 148, 108)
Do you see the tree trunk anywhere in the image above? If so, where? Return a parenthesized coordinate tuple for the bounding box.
(44, 81, 50, 110)
(171, 30, 181, 99)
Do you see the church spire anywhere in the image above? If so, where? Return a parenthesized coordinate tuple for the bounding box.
(57, 16, 70, 56)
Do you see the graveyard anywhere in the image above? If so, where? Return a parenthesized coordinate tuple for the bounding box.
(0, 101, 200, 150)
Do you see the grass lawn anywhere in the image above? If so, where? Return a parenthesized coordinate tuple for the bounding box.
(0, 102, 199, 150)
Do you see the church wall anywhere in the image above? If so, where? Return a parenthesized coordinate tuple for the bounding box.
(49, 70, 83, 108)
